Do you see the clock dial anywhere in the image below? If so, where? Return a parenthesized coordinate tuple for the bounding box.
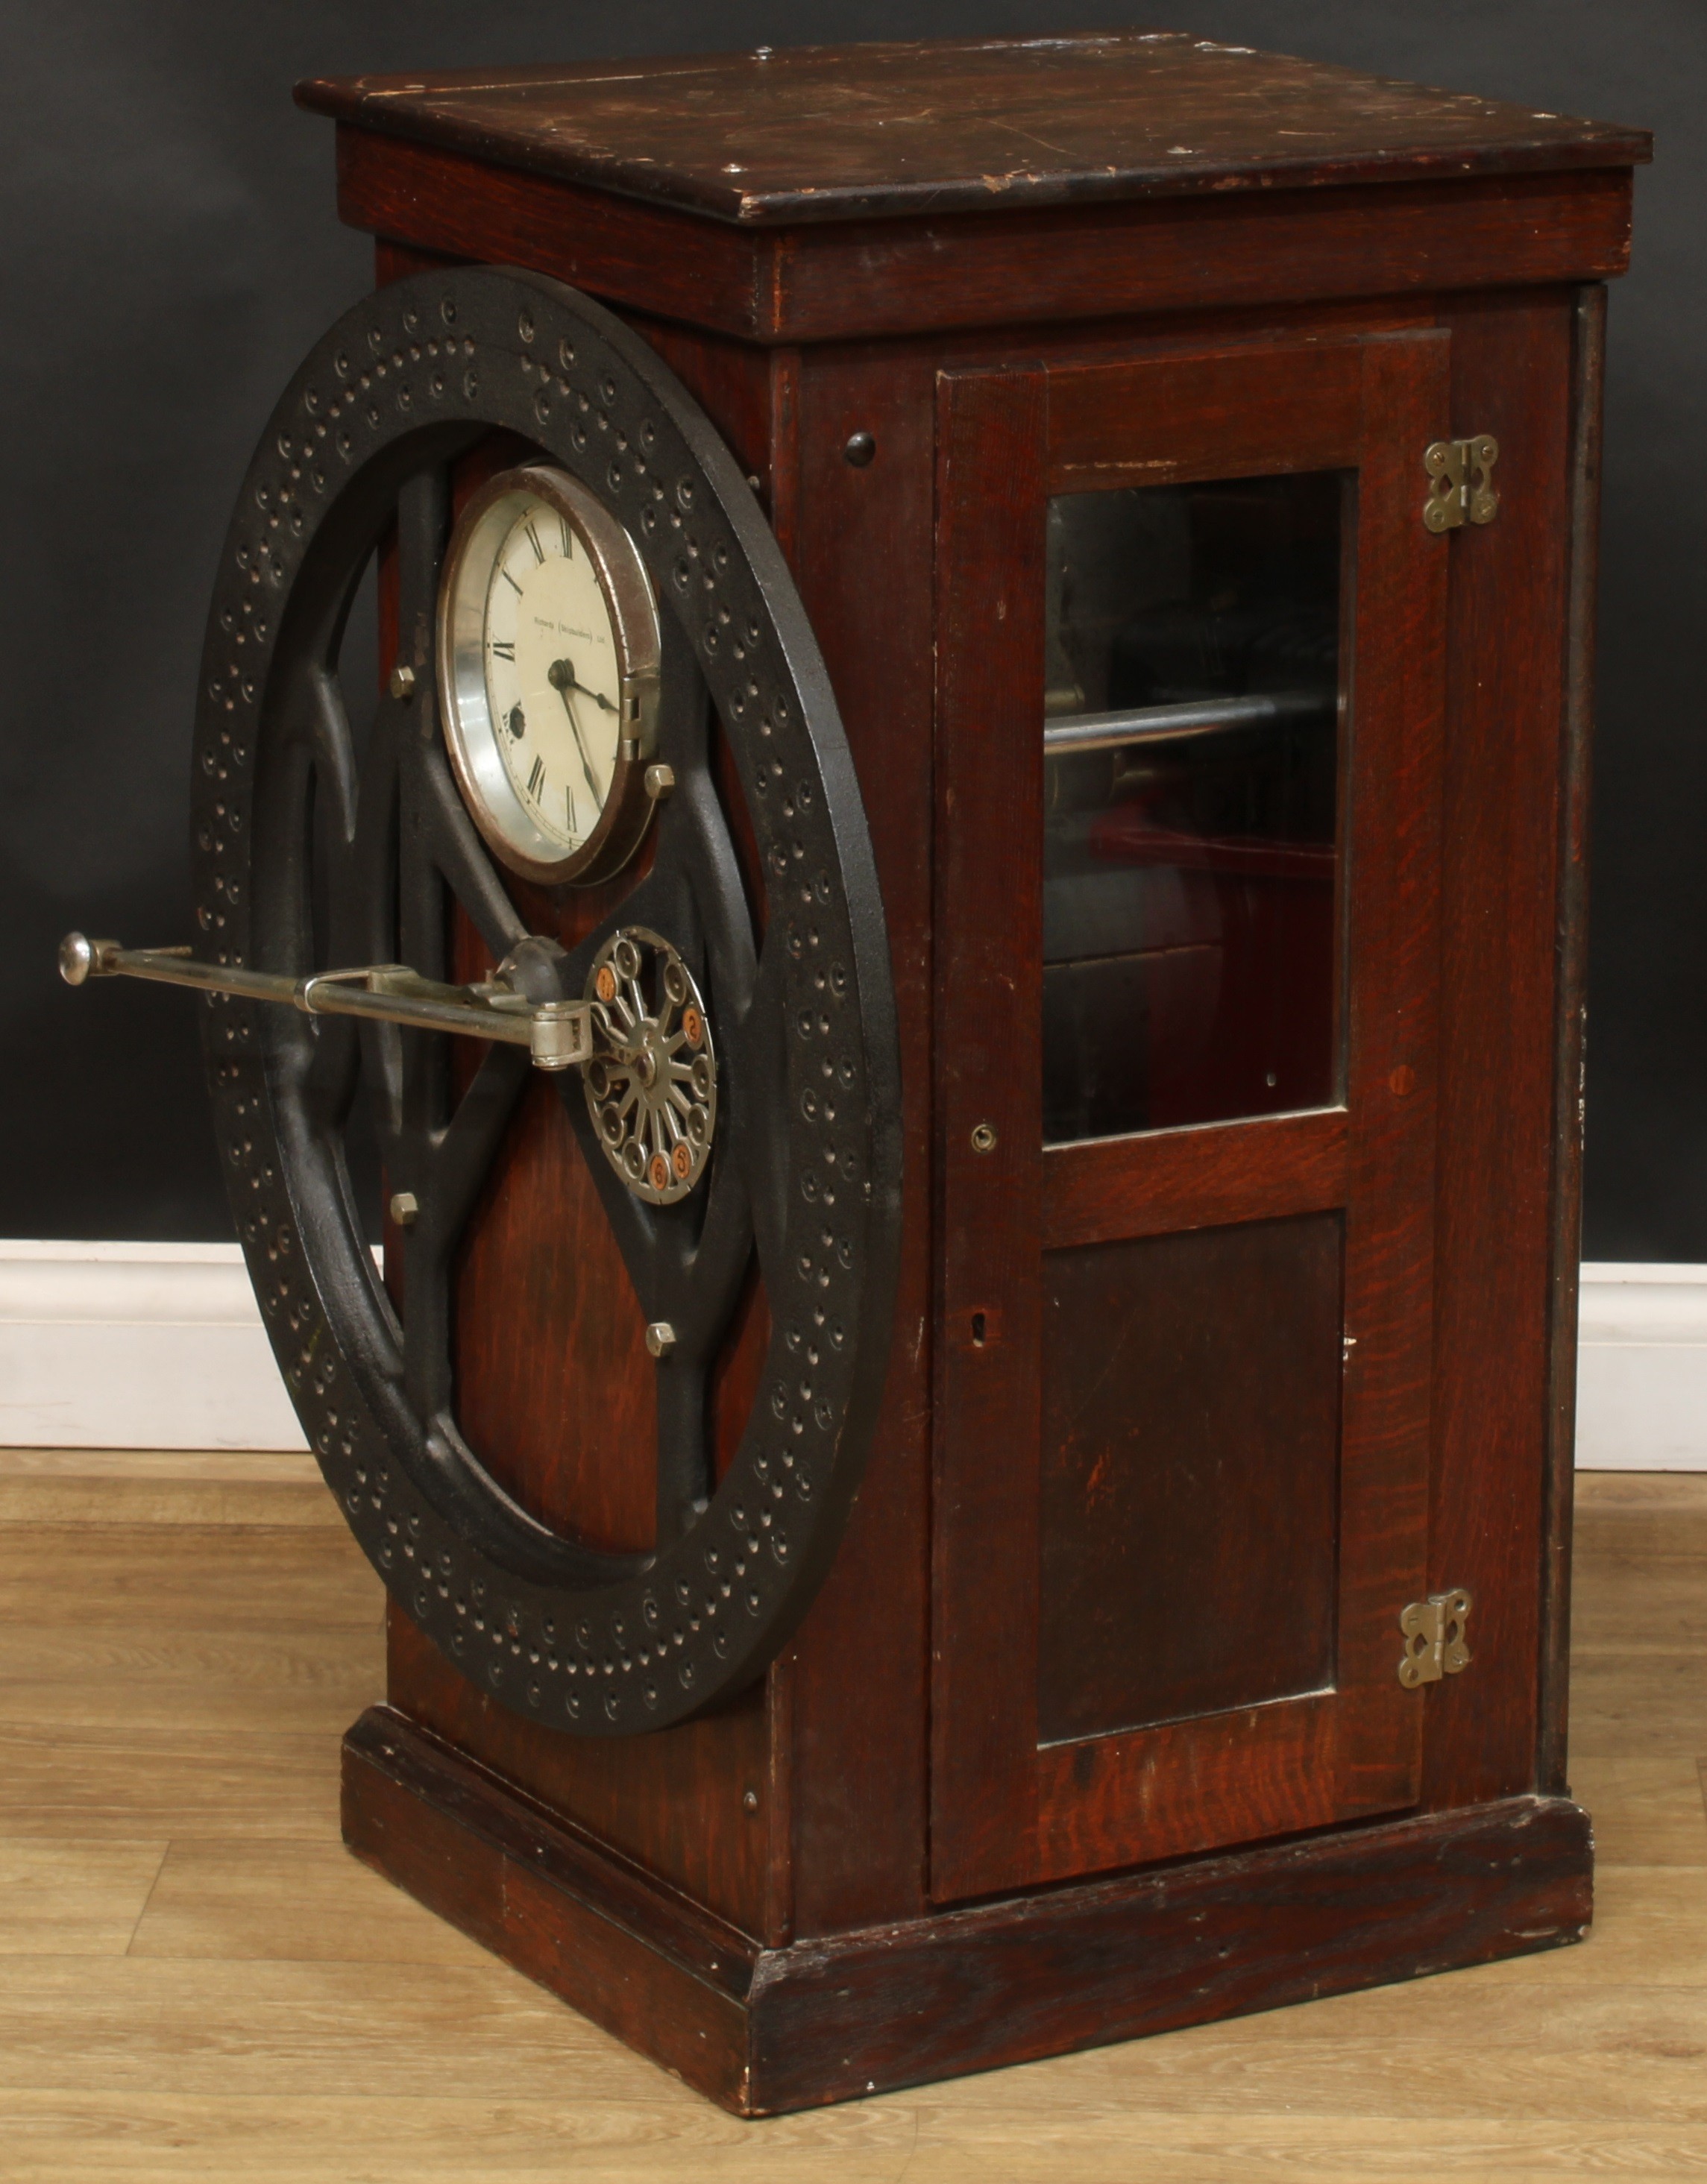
(481, 497, 620, 854)
(436, 465, 661, 885)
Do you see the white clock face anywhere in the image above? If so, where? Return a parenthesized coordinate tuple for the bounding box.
(436, 466, 661, 886)
(482, 495, 622, 856)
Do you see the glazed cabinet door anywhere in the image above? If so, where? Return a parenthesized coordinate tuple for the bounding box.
(931, 332, 1450, 1901)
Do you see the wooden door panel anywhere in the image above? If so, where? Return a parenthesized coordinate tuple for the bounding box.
(932, 331, 1450, 1903)
(1039, 1214, 1344, 1743)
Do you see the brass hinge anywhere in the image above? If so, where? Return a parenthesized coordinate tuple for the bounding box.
(1423, 436, 1499, 532)
(1398, 1587, 1473, 1687)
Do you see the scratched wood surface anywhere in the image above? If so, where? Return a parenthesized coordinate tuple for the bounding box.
(296, 34, 1648, 227)
(0, 1450, 1700, 2177)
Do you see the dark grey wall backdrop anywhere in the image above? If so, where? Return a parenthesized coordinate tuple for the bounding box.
(3, 2, 1698, 1252)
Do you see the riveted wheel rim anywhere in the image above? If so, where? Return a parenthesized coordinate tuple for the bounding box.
(195, 268, 900, 1733)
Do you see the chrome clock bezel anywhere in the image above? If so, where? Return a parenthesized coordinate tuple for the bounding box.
(436, 463, 661, 887)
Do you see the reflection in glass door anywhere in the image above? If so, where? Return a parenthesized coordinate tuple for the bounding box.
(1043, 473, 1347, 1142)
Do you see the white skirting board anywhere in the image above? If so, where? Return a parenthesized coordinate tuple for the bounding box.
(0, 1242, 308, 1452)
(0, 1243, 1703, 1467)
(1574, 1262, 1707, 1470)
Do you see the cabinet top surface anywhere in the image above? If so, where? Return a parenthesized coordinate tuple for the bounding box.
(297, 31, 1648, 228)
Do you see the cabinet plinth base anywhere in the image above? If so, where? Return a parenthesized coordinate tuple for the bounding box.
(342, 1706, 1592, 2117)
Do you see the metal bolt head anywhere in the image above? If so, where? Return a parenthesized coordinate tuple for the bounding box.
(742, 1788, 760, 1813)
(57, 931, 95, 986)
(389, 662, 417, 701)
(843, 430, 876, 468)
(645, 1321, 676, 1360)
(970, 1122, 999, 1154)
(644, 762, 676, 802)
(389, 1191, 419, 1228)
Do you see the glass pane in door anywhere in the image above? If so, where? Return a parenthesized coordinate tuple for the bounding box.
(1043, 473, 1346, 1143)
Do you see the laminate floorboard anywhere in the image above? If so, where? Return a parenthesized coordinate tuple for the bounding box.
(0, 1452, 1702, 2182)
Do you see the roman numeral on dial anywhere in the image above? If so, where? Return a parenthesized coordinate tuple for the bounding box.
(489, 639, 515, 661)
(527, 756, 546, 801)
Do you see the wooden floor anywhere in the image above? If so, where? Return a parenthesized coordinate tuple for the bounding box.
(0, 1454, 1703, 2181)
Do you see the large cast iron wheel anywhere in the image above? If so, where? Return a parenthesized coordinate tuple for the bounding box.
(192, 267, 901, 1733)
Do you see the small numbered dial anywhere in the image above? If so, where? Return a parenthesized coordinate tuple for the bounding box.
(437, 466, 661, 886)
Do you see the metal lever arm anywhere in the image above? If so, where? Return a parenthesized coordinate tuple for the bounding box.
(58, 932, 593, 1071)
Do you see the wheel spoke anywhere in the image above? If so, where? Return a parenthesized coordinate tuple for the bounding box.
(394, 1039, 529, 1421)
(304, 667, 358, 851)
(394, 464, 450, 679)
(436, 1042, 533, 1240)
(297, 1012, 360, 1134)
(285, 664, 369, 1133)
(418, 743, 529, 959)
(324, 707, 406, 1141)
(397, 1224, 451, 1421)
(655, 1358, 711, 1543)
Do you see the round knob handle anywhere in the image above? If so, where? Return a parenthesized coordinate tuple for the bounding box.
(58, 932, 95, 986)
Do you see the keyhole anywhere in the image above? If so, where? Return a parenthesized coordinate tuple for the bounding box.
(971, 1312, 987, 1347)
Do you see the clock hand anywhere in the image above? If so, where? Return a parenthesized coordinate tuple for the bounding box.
(549, 657, 617, 714)
(546, 658, 603, 803)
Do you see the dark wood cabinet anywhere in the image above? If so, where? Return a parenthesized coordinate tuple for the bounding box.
(281, 32, 1645, 2114)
